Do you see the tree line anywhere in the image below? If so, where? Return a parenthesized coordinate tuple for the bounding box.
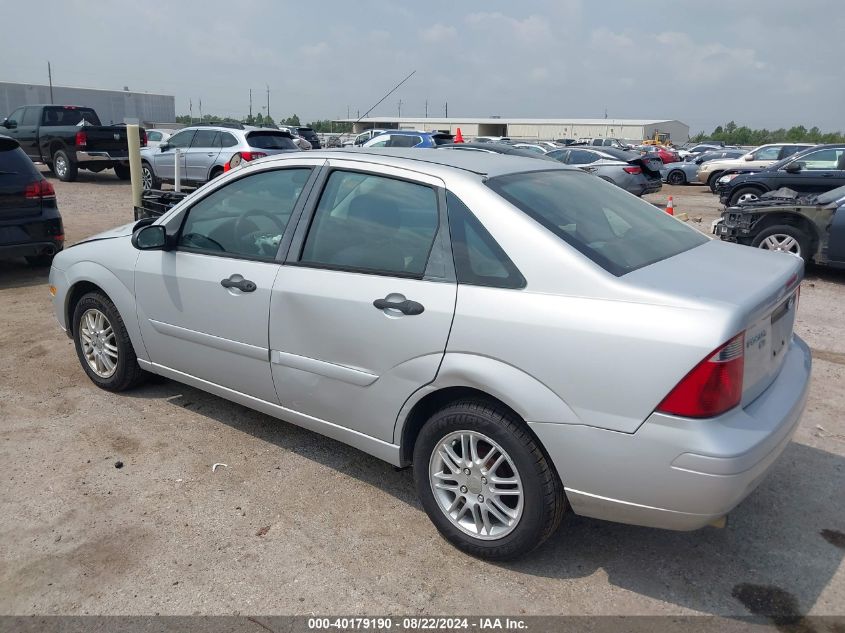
(691, 121, 845, 145)
(174, 113, 352, 134)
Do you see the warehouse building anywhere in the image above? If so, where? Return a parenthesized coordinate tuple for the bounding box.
(0, 82, 175, 126)
(339, 117, 690, 144)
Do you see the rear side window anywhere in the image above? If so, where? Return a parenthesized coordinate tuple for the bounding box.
(446, 191, 525, 289)
(219, 132, 238, 148)
(486, 170, 707, 276)
(301, 170, 439, 277)
(246, 132, 297, 150)
(190, 130, 218, 148)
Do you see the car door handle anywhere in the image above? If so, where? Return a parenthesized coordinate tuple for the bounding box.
(373, 297, 425, 315)
(221, 276, 257, 292)
(207, 153, 215, 156)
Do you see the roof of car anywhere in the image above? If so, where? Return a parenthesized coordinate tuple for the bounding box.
(256, 147, 571, 177)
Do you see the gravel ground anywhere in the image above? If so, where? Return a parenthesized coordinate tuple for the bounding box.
(0, 169, 843, 618)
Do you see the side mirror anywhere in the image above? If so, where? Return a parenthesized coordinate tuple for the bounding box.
(132, 225, 168, 250)
(784, 162, 803, 174)
(159, 143, 170, 152)
(3, 118, 16, 129)
(743, 153, 754, 161)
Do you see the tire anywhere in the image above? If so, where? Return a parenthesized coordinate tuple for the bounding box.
(114, 164, 131, 180)
(53, 149, 78, 182)
(72, 292, 147, 392)
(751, 224, 811, 264)
(667, 170, 686, 185)
(707, 171, 723, 193)
(25, 253, 55, 267)
(209, 166, 224, 181)
(729, 186, 765, 207)
(413, 400, 566, 560)
(45, 162, 54, 174)
(141, 161, 160, 190)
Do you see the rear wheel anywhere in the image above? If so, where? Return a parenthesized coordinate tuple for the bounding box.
(413, 400, 566, 560)
(53, 150, 78, 182)
(751, 225, 811, 264)
(209, 166, 224, 181)
(141, 161, 160, 190)
(114, 164, 131, 180)
(667, 169, 686, 185)
(72, 292, 147, 391)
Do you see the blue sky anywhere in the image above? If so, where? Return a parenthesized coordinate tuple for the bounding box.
(2, 0, 843, 133)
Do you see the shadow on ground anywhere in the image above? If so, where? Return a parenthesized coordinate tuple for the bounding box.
(0, 260, 50, 290)
(124, 377, 845, 623)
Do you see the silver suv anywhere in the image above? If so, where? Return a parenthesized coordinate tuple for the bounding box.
(140, 123, 299, 189)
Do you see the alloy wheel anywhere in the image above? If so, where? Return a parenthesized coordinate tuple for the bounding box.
(79, 308, 118, 378)
(759, 234, 801, 256)
(737, 192, 759, 204)
(142, 166, 153, 190)
(55, 155, 67, 178)
(428, 430, 524, 540)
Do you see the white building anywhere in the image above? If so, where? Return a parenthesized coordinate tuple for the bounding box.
(340, 117, 690, 144)
(0, 82, 175, 126)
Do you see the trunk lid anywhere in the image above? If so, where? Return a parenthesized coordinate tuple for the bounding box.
(80, 125, 135, 154)
(624, 239, 803, 406)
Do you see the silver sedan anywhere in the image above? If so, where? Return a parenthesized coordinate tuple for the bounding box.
(49, 149, 810, 560)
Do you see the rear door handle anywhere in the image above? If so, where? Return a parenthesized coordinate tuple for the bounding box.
(221, 275, 257, 292)
(373, 297, 425, 315)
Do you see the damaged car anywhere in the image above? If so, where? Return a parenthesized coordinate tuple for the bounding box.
(714, 185, 845, 267)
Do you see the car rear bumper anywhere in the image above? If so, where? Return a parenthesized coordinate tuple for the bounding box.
(530, 335, 811, 530)
(0, 240, 62, 258)
(76, 151, 129, 165)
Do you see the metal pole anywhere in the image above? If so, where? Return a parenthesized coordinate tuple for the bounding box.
(266, 85, 270, 120)
(249, 89, 252, 119)
(127, 124, 143, 207)
(174, 148, 182, 193)
(47, 62, 54, 104)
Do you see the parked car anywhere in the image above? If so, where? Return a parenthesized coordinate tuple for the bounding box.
(474, 136, 511, 144)
(1, 104, 147, 182)
(697, 143, 813, 191)
(718, 145, 845, 206)
(636, 145, 681, 164)
(510, 143, 548, 154)
(139, 123, 299, 190)
(437, 142, 556, 159)
(352, 129, 386, 146)
(277, 126, 311, 150)
(294, 127, 321, 149)
(546, 147, 662, 196)
(661, 150, 747, 185)
(714, 184, 845, 267)
(585, 138, 627, 149)
(145, 129, 174, 149)
(363, 130, 454, 148)
(0, 135, 63, 266)
(49, 148, 810, 560)
(677, 143, 725, 161)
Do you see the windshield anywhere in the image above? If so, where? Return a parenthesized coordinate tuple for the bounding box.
(246, 132, 298, 150)
(41, 107, 101, 126)
(486, 170, 707, 276)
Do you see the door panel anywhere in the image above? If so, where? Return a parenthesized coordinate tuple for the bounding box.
(153, 129, 194, 182)
(185, 130, 221, 182)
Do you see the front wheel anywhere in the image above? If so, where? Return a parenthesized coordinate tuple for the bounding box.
(707, 171, 723, 193)
(729, 186, 764, 207)
(751, 225, 811, 264)
(72, 292, 147, 391)
(413, 400, 566, 560)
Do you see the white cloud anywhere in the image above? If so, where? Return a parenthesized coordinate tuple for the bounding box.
(420, 24, 457, 43)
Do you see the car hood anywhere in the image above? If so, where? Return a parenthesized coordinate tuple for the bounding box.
(73, 221, 136, 246)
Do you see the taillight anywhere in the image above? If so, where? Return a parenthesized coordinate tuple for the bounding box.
(24, 179, 56, 200)
(656, 333, 745, 418)
(623, 166, 642, 174)
(239, 151, 267, 162)
(75, 130, 87, 148)
(140, 129, 148, 147)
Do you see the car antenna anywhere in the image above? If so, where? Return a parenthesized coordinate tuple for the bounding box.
(354, 70, 416, 126)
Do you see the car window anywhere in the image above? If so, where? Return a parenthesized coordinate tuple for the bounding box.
(0, 143, 39, 175)
(546, 149, 567, 162)
(388, 135, 422, 148)
(793, 148, 845, 170)
(246, 131, 297, 150)
(40, 107, 100, 126)
(567, 150, 598, 165)
(751, 146, 781, 161)
(368, 137, 390, 147)
(300, 170, 439, 277)
(486, 170, 707, 276)
(6, 108, 24, 125)
(190, 130, 219, 148)
(780, 145, 809, 159)
(446, 191, 524, 289)
(167, 130, 196, 149)
(20, 108, 39, 126)
(178, 168, 312, 259)
(219, 132, 238, 148)
(147, 131, 162, 142)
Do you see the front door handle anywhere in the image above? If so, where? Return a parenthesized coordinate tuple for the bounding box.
(373, 297, 425, 315)
(221, 275, 257, 292)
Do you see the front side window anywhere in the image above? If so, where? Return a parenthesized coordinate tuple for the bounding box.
(167, 130, 196, 149)
(178, 168, 312, 259)
(147, 131, 162, 142)
(20, 108, 39, 126)
(780, 145, 808, 159)
(301, 170, 439, 277)
(486, 170, 707, 276)
(567, 150, 598, 165)
(792, 148, 845, 170)
(446, 191, 525, 289)
(368, 137, 390, 147)
(7, 108, 24, 125)
(388, 135, 423, 148)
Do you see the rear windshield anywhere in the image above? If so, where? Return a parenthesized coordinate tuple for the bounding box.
(0, 142, 38, 175)
(41, 107, 101, 126)
(246, 132, 298, 150)
(486, 170, 707, 276)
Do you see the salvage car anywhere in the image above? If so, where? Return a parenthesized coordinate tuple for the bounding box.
(714, 184, 845, 267)
(546, 147, 662, 195)
(661, 149, 746, 185)
(49, 149, 810, 560)
(718, 144, 845, 206)
(698, 143, 813, 191)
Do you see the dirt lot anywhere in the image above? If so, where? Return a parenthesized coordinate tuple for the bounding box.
(0, 169, 843, 618)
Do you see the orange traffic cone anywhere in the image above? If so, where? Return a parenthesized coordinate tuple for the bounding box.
(454, 127, 465, 143)
(665, 195, 675, 216)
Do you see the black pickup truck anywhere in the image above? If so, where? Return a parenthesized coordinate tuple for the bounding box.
(1, 105, 146, 182)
